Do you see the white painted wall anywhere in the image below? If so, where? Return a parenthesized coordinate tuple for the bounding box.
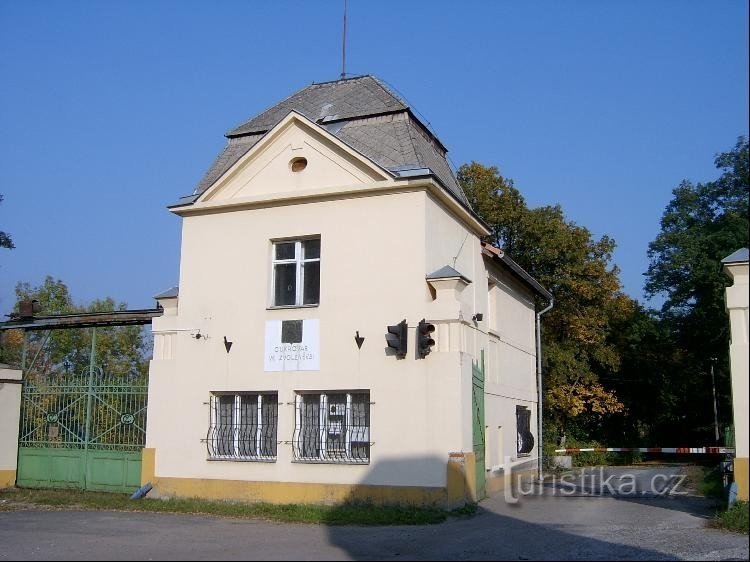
(725, 260, 749, 459)
(147, 116, 541, 491)
(149, 189, 469, 488)
(484, 266, 538, 468)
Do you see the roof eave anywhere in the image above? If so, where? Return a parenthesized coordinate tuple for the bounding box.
(482, 245, 552, 301)
(406, 170, 490, 233)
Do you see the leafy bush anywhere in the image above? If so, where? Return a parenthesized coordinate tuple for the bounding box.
(711, 501, 748, 533)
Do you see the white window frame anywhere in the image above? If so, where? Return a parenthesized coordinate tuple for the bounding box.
(208, 393, 277, 461)
(293, 391, 370, 464)
(270, 238, 320, 308)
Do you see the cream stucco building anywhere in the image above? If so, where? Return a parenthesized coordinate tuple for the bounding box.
(723, 248, 749, 501)
(144, 76, 551, 506)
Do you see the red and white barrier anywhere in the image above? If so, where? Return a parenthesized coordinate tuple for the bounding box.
(554, 447, 734, 454)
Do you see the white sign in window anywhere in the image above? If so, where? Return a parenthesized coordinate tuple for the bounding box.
(264, 319, 320, 371)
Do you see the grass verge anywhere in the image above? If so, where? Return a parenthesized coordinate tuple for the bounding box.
(0, 487, 473, 525)
(710, 501, 749, 534)
(697, 466, 725, 499)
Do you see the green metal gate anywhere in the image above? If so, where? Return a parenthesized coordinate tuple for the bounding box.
(17, 333, 147, 493)
(472, 350, 486, 500)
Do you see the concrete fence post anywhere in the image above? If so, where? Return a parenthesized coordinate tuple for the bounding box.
(0, 365, 23, 488)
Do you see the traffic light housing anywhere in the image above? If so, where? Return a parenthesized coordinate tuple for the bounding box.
(386, 319, 408, 359)
(417, 319, 435, 358)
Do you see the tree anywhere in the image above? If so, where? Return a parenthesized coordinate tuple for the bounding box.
(458, 163, 631, 438)
(644, 137, 749, 442)
(0, 194, 14, 249)
(0, 277, 151, 381)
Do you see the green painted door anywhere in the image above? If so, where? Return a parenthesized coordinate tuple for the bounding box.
(17, 370, 147, 493)
(472, 351, 486, 500)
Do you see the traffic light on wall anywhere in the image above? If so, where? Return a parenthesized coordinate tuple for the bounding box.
(385, 319, 408, 359)
(416, 319, 435, 358)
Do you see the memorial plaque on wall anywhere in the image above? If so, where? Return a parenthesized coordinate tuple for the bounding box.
(264, 319, 320, 371)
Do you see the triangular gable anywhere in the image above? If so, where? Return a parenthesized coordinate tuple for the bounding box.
(198, 111, 393, 203)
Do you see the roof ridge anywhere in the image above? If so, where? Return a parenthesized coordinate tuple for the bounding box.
(309, 74, 372, 87)
(225, 75, 408, 138)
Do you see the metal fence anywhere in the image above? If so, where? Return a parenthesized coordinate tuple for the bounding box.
(19, 371, 147, 452)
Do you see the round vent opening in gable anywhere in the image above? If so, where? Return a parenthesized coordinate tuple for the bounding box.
(290, 157, 308, 172)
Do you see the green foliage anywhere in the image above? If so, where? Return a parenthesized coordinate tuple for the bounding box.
(640, 137, 749, 444)
(646, 137, 749, 316)
(711, 501, 749, 534)
(459, 138, 749, 448)
(556, 437, 642, 467)
(458, 163, 632, 434)
(0, 276, 151, 382)
(0, 194, 13, 250)
(698, 466, 726, 499)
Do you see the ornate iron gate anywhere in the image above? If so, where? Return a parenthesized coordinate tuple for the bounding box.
(472, 350, 486, 500)
(1, 308, 159, 494)
(16, 327, 147, 494)
(17, 371, 147, 492)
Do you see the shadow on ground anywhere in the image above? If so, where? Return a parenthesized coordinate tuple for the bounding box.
(323, 458, 675, 561)
(540, 465, 720, 518)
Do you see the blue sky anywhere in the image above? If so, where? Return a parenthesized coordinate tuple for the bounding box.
(1, 1, 747, 314)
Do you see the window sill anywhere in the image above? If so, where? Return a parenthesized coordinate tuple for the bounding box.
(292, 459, 369, 465)
(207, 457, 276, 463)
(266, 304, 319, 310)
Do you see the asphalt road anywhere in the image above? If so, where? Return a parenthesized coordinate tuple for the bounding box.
(0, 466, 747, 561)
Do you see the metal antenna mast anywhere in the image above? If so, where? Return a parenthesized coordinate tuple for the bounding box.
(341, 0, 348, 79)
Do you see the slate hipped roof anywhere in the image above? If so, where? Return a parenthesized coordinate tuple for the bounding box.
(192, 75, 470, 208)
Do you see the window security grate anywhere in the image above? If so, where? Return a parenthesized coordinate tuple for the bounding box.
(516, 405, 535, 456)
(207, 393, 278, 461)
(293, 392, 370, 464)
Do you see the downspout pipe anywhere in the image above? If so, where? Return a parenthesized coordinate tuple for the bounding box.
(536, 298, 554, 482)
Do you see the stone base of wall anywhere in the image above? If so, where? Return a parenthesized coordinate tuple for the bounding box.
(141, 448, 473, 508)
(735, 457, 748, 501)
(0, 469, 16, 489)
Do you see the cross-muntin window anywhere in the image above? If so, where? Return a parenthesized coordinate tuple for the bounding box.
(271, 238, 320, 307)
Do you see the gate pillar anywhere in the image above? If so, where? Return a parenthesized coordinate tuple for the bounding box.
(0, 365, 22, 488)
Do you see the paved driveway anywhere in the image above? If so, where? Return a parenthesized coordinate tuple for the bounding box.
(0, 467, 747, 561)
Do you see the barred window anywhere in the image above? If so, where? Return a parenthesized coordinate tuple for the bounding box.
(207, 393, 278, 461)
(293, 392, 370, 464)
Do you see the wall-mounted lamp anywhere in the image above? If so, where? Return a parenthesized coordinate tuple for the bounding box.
(472, 313, 483, 322)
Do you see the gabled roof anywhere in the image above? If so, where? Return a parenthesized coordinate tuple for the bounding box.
(190, 75, 470, 209)
(721, 248, 749, 265)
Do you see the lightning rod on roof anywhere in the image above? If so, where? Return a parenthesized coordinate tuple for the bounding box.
(341, 0, 348, 79)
